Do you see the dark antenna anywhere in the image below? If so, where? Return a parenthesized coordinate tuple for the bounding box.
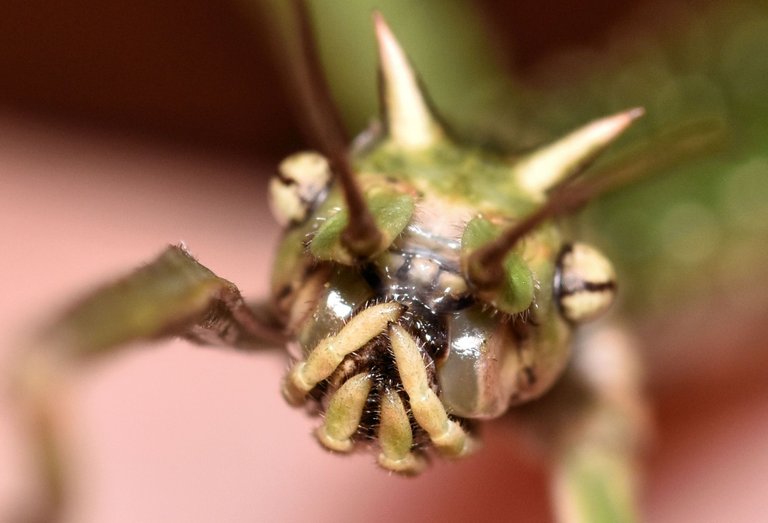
(289, 0, 382, 257)
(468, 118, 726, 289)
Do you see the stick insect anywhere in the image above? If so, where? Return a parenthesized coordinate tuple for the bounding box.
(6, 0, 768, 520)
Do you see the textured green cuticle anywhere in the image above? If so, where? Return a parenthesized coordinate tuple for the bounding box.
(310, 189, 415, 264)
(461, 217, 534, 314)
(499, 254, 534, 314)
(356, 141, 537, 213)
(461, 216, 498, 250)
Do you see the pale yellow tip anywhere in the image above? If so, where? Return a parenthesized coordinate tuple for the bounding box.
(594, 107, 645, 141)
(515, 106, 645, 194)
(373, 11, 442, 149)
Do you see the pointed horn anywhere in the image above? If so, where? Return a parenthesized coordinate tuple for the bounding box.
(374, 12, 444, 149)
(515, 108, 644, 194)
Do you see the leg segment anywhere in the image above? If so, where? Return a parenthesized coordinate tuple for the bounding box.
(38, 244, 285, 355)
(550, 325, 647, 523)
(508, 323, 648, 523)
(12, 245, 284, 523)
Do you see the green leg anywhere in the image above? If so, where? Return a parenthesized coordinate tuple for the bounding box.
(509, 323, 649, 523)
(37, 244, 285, 354)
(11, 245, 284, 523)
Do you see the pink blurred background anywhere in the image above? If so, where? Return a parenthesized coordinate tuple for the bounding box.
(1, 1, 767, 522)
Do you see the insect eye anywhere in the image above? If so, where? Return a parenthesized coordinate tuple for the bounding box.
(555, 243, 616, 323)
(269, 151, 332, 226)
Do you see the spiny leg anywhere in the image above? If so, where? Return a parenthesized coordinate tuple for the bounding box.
(11, 245, 284, 523)
(388, 324, 473, 458)
(37, 245, 285, 354)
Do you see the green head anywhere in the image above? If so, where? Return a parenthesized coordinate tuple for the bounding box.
(269, 12, 633, 473)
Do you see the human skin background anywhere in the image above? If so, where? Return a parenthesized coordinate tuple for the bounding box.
(1, 115, 768, 523)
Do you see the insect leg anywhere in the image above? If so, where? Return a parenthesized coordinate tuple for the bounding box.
(37, 244, 285, 354)
(11, 244, 285, 523)
(508, 323, 648, 523)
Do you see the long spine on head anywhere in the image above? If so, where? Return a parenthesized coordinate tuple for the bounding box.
(374, 12, 444, 149)
(516, 108, 645, 195)
(290, 0, 382, 258)
(468, 109, 643, 291)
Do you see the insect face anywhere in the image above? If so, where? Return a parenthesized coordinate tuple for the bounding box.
(267, 13, 628, 474)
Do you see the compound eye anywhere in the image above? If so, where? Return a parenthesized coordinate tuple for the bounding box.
(555, 243, 616, 323)
(269, 151, 332, 226)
